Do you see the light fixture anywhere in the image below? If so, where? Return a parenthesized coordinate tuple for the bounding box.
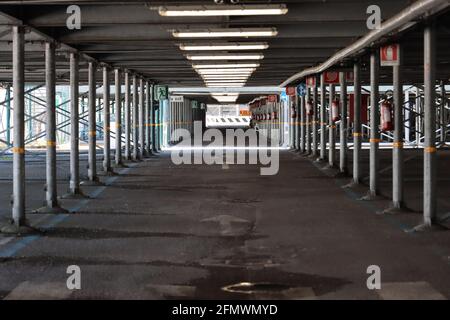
(204, 80, 248, 84)
(196, 68, 256, 74)
(193, 63, 260, 69)
(201, 75, 250, 80)
(212, 96, 239, 103)
(187, 54, 264, 61)
(172, 28, 278, 38)
(179, 42, 269, 51)
(159, 5, 288, 17)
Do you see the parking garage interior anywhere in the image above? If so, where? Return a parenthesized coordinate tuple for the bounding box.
(0, 0, 449, 301)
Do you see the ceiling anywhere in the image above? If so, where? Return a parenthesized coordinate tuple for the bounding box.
(0, 0, 448, 104)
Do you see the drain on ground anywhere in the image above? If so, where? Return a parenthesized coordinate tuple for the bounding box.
(222, 282, 292, 294)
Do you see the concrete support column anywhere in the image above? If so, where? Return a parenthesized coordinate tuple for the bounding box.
(152, 95, 158, 153)
(312, 80, 319, 157)
(365, 51, 381, 199)
(439, 81, 446, 145)
(305, 87, 311, 154)
(300, 93, 305, 152)
(295, 94, 301, 150)
(422, 23, 437, 228)
(101, 66, 114, 174)
(319, 74, 326, 160)
(328, 84, 336, 167)
(11, 26, 26, 228)
(390, 64, 404, 211)
(139, 78, 145, 158)
(84, 61, 101, 185)
(124, 72, 131, 160)
(66, 52, 84, 198)
(339, 72, 348, 174)
(114, 68, 124, 167)
(352, 62, 362, 184)
(146, 81, 153, 155)
(132, 75, 139, 160)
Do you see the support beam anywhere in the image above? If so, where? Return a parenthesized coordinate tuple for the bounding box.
(132, 74, 140, 160)
(421, 23, 438, 229)
(305, 87, 311, 154)
(363, 51, 381, 200)
(300, 90, 305, 153)
(62, 52, 86, 199)
(9, 26, 27, 231)
(312, 79, 319, 157)
(152, 91, 158, 153)
(139, 78, 145, 158)
(319, 73, 326, 160)
(114, 68, 124, 167)
(352, 61, 362, 184)
(339, 72, 348, 174)
(101, 66, 114, 175)
(149, 81, 153, 156)
(82, 61, 102, 186)
(328, 84, 336, 167)
(124, 71, 131, 160)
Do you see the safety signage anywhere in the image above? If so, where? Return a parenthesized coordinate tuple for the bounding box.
(297, 83, 306, 97)
(306, 76, 316, 87)
(170, 95, 184, 103)
(324, 71, 340, 84)
(286, 87, 296, 96)
(268, 95, 278, 103)
(154, 85, 168, 100)
(191, 100, 199, 109)
(380, 44, 401, 66)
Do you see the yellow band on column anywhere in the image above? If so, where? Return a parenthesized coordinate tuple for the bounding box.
(47, 140, 56, 147)
(12, 147, 25, 154)
(88, 131, 96, 137)
(369, 138, 381, 143)
(353, 132, 363, 137)
(425, 147, 437, 153)
(393, 142, 403, 148)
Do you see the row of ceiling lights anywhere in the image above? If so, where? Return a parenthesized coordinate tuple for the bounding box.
(158, 4, 288, 103)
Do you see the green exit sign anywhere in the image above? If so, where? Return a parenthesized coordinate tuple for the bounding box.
(154, 85, 168, 100)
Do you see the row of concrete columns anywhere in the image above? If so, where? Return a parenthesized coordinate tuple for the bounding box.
(3, 26, 161, 233)
(291, 24, 439, 229)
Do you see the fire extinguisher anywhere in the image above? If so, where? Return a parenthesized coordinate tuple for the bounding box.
(306, 99, 314, 116)
(331, 99, 340, 121)
(380, 99, 394, 131)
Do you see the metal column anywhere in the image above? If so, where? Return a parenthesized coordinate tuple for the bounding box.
(305, 87, 311, 154)
(84, 61, 101, 185)
(152, 93, 158, 153)
(36, 41, 67, 213)
(139, 78, 145, 158)
(132, 75, 139, 160)
(319, 74, 326, 160)
(67, 52, 83, 197)
(114, 68, 124, 167)
(10, 26, 26, 229)
(352, 62, 362, 184)
(366, 52, 381, 199)
(102, 66, 113, 174)
(312, 80, 319, 157)
(439, 81, 446, 145)
(389, 62, 405, 211)
(339, 72, 348, 174)
(146, 81, 153, 155)
(5, 85, 11, 145)
(300, 93, 305, 152)
(328, 84, 336, 167)
(422, 24, 437, 228)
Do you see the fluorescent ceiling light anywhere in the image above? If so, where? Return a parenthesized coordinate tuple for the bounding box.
(211, 93, 239, 96)
(187, 54, 264, 61)
(193, 63, 260, 69)
(173, 28, 278, 38)
(196, 68, 255, 74)
(204, 80, 247, 84)
(207, 84, 245, 88)
(201, 75, 250, 80)
(212, 96, 239, 103)
(159, 5, 288, 17)
(179, 42, 269, 51)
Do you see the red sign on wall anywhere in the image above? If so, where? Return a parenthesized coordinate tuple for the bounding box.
(268, 95, 278, 103)
(380, 44, 401, 66)
(286, 87, 296, 96)
(324, 71, 340, 84)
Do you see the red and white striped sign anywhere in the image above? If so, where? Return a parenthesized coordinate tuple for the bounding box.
(380, 44, 401, 66)
(324, 71, 340, 84)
